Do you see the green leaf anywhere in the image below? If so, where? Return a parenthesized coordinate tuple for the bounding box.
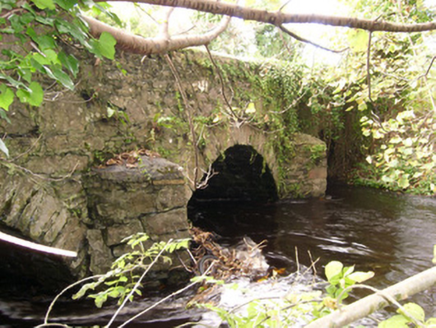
(107, 107, 115, 118)
(16, 82, 43, 107)
(398, 303, 425, 322)
(43, 66, 75, 90)
(72, 282, 96, 300)
(58, 52, 79, 77)
(53, 0, 77, 10)
(31, 0, 56, 10)
(27, 82, 44, 106)
(342, 265, 355, 277)
(348, 30, 369, 52)
(37, 35, 57, 51)
(397, 176, 410, 189)
(0, 85, 14, 111)
(0, 139, 9, 158)
(42, 49, 60, 64)
(98, 32, 117, 60)
(348, 271, 374, 283)
(94, 293, 107, 308)
(325, 261, 343, 282)
(378, 314, 409, 328)
(55, 19, 87, 42)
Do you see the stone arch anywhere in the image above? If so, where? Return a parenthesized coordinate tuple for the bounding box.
(185, 124, 280, 192)
(189, 144, 278, 204)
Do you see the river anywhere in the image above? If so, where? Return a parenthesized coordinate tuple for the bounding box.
(1, 184, 436, 326)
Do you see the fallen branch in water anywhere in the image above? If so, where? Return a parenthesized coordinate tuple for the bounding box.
(306, 265, 436, 328)
(0, 231, 77, 257)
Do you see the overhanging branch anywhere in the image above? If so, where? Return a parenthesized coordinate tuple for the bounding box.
(101, 0, 436, 33)
(81, 13, 231, 55)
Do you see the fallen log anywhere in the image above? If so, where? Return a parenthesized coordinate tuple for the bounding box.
(306, 265, 436, 328)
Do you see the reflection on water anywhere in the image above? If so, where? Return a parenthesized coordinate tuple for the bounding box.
(2, 185, 436, 326)
(191, 184, 436, 316)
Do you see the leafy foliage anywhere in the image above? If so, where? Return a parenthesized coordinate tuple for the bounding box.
(0, 0, 117, 115)
(73, 233, 190, 308)
(359, 110, 436, 194)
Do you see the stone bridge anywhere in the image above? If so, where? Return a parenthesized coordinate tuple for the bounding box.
(0, 50, 326, 287)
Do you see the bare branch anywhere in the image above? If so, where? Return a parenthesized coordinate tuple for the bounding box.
(160, 7, 174, 39)
(279, 25, 348, 53)
(101, 0, 436, 33)
(81, 13, 231, 55)
(204, 45, 239, 119)
(366, 31, 373, 103)
(164, 54, 200, 188)
(418, 55, 436, 80)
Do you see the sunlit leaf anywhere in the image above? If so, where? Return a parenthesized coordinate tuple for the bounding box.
(378, 314, 410, 328)
(0, 139, 9, 158)
(325, 261, 343, 282)
(398, 303, 425, 322)
(397, 176, 410, 189)
(348, 29, 369, 52)
(0, 85, 14, 111)
(348, 271, 374, 283)
(53, 0, 77, 10)
(98, 32, 117, 60)
(245, 102, 256, 114)
(43, 66, 75, 90)
(31, 0, 55, 10)
(16, 82, 44, 107)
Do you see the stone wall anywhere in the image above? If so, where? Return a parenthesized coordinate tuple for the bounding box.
(0, 49, 327, 282)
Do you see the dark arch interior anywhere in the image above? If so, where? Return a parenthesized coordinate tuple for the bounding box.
(188, 145, 278, 234)
(189, 145, 278, 204)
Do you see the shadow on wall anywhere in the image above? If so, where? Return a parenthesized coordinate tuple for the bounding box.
(189, 145, 278, 204)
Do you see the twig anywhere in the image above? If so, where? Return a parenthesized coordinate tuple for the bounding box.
(164, 54, 200, 188)
(196, 164, 219, 190)
(307, 250, 318, 284)
(106, 239, 174, 328)
(294, 246, 300, 273)
(366, 31, 373, 103)
(278, 28, 294, 58)
(279, 25, 348, 54)
(119, 262, 216, 328)
(204, 45, 239, 120)
(43, 274, 105, 324)
(418, 55, 436, 80)
(35, 324, 71, 328)
(279, 0, 293, 12)
(12, 134, 42, 161)
(228, 295, 284, 314)
(0, 160, 80, 182)
(160, 7, 174, 39)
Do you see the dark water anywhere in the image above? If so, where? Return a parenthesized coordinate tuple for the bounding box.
(2, 185, 436, 326)
(191, 184, 436, 316)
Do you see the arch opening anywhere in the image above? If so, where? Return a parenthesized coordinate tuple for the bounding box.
(188, 145, 278, 237)
(190, 145, 278, 205)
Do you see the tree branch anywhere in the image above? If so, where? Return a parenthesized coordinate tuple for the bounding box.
(306, 266, 436, 328)
(101, 0, 436, 33)
(81, 13, 231, 55)
(279, 25, 348, 53)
